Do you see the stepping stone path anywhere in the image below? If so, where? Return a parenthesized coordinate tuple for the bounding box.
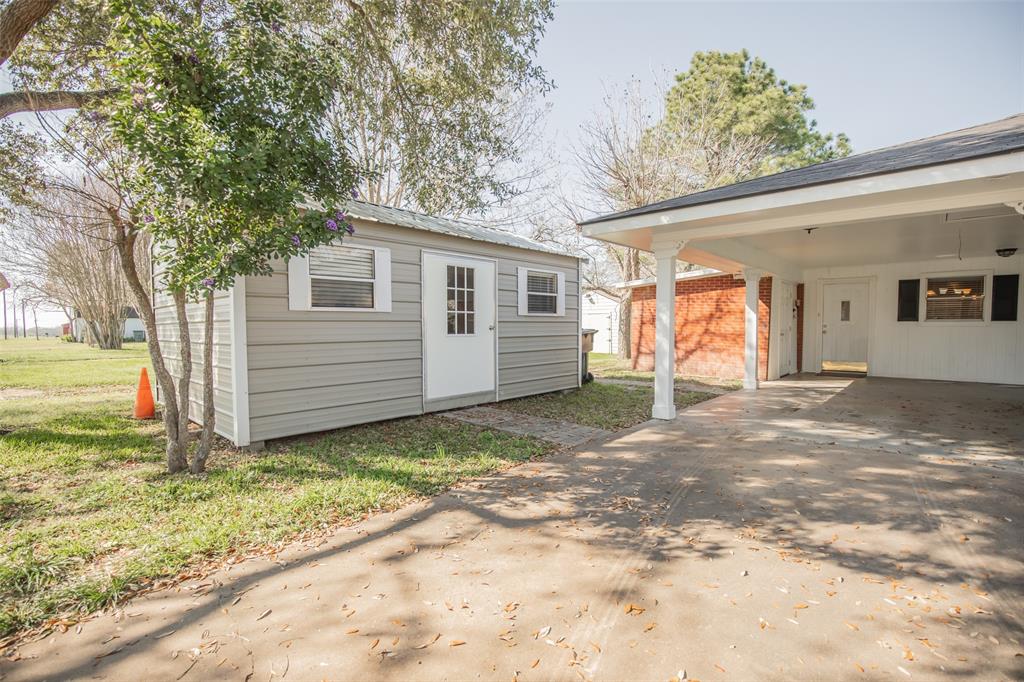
(444, 406, 610, 447)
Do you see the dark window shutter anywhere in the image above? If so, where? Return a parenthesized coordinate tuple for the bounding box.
(897, 279, 920, 321)
(992, 274, 1019, 322)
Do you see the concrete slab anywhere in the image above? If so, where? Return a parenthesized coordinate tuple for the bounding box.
(3, 378, 1022, 681)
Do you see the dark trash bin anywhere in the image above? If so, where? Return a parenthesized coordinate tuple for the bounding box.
(581, 328, 597, 383)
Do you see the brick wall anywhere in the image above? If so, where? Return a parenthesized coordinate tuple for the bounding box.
(630, 274, 772, 381)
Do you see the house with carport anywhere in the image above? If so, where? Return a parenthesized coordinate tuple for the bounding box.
(581, 114, 1024, 420)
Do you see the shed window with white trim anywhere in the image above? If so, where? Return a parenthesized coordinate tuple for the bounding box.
(517, 267, 565, 316)
(925, 275, 984, 321)
(288, 242, 392, 312)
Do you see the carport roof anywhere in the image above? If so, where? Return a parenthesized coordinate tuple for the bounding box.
(580, 113, 1024, 226)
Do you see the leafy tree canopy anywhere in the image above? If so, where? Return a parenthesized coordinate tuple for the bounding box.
(660, 50, 851, 181)
(2, 0, 555, 221)
(104, 0, 357, 298)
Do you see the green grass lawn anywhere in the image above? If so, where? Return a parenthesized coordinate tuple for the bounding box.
(589, 352, 742, 390)
(497, 381, 717, 431)
(0, 339, 554, 641)
(0, 338, 152, 389)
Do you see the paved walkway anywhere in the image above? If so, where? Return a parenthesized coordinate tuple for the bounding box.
(444, 405, 611, 447)
(3, 376, 1022, 681)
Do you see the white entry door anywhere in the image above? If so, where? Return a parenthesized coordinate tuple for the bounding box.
(423, 252, 496, 401)
(778, 281, 798, 376)
(821, 282, 869, 373)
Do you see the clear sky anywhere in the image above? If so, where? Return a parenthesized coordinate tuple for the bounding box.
(537, 1, 1023, 154)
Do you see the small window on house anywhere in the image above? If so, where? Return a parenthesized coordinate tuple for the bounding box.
(527, 272, 558, 313)
(992, 274, 1019, 321)
(840, 300, 851, 321)
(925, 275, 985, 321)
(897, 279, 920, 321)
(288, 242, 392, 312)
(517, 267, 565, 316)
(310, 244, 375, 308)
(446, 265, 476, 334)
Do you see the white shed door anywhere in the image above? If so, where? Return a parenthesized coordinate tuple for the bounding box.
(423, 252, 496, 400)
(822, 282, 869, 372)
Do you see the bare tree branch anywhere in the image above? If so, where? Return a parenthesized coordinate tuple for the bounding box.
(0, 87, 114, 118)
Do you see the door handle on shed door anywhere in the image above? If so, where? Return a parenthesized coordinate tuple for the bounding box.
(488, 324, 495, 331)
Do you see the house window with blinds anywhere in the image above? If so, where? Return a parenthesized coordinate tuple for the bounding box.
(925, 275, 985, 321)
(288, 242, 392, 312)
(517, 267, 565, 316)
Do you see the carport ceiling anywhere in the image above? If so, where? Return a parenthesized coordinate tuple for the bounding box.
(722, 204, 1024, 269)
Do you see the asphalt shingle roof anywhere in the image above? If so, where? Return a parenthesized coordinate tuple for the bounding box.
(581, 113, 1024, 226)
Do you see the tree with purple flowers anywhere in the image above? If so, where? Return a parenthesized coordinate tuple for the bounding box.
(104, 0, 360, 473)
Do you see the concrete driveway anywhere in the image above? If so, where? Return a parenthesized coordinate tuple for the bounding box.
(4, 376, 1023, 681)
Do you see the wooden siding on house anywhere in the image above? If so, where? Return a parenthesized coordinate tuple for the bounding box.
(244, 219, 580, 442)
(802, 254, 1024, 384)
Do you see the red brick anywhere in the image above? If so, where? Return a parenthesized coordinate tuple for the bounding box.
(630, 274, 780, 381)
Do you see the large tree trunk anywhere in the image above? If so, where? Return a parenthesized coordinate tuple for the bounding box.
(618, 294, 632, 361)
(0, 0, 59, 68)
(113, 223, 188, 473)
(192, 290, 215, 474)
(617, 248, 641, 360)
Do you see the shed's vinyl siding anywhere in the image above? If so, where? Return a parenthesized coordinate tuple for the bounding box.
(496, 262, 580, 399)
(244, 219, 579, 442)
(152, 273, 234, 440)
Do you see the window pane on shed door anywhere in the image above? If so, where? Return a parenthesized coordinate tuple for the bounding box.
(840, 300, 850, 321)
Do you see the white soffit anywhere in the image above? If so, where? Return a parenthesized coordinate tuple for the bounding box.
(727, 207, 1024, 269)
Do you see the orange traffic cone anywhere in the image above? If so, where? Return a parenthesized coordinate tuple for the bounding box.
(134, 367, 156, 420)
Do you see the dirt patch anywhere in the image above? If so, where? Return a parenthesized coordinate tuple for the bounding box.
(0, 388, 45, 401)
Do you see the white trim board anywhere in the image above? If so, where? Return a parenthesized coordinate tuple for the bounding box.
(229, 277, 251, 447)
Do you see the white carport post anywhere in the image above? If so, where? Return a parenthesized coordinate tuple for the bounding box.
(742, 268, 764, 390)
(652, 241, 684, 420)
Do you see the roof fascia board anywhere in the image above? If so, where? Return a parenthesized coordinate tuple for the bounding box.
(582, 151, 1024, 238)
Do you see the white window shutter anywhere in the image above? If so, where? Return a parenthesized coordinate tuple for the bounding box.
(517, 267, 528, 316)
(556, 271, 566, 316)
(373, 247, 392, 312)
(287, 254, 311, 311)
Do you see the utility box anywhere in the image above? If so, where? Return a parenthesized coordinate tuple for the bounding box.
(581, 328, 598, 383)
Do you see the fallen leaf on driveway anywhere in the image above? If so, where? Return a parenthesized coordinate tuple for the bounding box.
(413, 633, 441, 649)
(450, 639, 466, 647)
(644, 622, 656, 632)
(625, 603, 645, 615)
(256, 609, 272, 621)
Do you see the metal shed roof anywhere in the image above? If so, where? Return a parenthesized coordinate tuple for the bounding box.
(581, 113, 1024, 226)
(346, 201, 576, 259)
